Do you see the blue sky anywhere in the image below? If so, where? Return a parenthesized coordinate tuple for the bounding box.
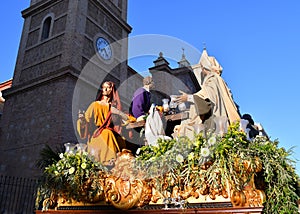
(129, 1, 300, 176)
(1, 1, 300, 175)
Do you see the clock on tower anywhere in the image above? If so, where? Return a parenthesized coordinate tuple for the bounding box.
(95, 37, 113, 61)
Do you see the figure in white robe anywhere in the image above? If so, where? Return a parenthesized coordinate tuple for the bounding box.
(174, 48, 240, 138)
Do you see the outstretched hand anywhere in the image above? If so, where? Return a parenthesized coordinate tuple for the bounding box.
(111, 106, 129, 121)
(174, 90, 188, 104)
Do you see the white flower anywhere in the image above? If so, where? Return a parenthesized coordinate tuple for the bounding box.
(208, 136, 216, 146)
(176, 154, 184, 163)
(81, 162, 87, 169)
(68, 167, 75, 174)
(201, 148, 210, 158)
(59, 153, 64, 159)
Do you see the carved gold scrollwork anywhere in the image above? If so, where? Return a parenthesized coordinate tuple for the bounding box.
(231, 190, 246, 207)
(243, 188, 266, 207)
(42, 198, 56, 211)
(42, 192, 58, 211)
(105, 177, 145, 209)
(242, 174, 266, 207)
(232, 157, 265, 207)
(105, 149, 152, 210)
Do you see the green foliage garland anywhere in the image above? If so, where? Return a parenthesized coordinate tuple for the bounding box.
(36, 150, 108, 209)
(36, 123, 300, 213)
(135, 122, 300, 213)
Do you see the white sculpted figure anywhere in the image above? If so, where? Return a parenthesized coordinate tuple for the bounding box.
(174, 48, 240, 138)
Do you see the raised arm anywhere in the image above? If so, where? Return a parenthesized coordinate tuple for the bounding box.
(111, 106, 129, 121)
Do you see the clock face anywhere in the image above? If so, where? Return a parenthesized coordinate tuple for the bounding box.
(96, 37, 112, 60)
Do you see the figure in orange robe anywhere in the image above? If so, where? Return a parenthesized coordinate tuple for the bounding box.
(77, 81, 126, 166)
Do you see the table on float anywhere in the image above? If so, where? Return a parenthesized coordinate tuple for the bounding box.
(126, 111, 189, 136)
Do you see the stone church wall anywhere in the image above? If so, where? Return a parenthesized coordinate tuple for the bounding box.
(0, 75, 78, 177)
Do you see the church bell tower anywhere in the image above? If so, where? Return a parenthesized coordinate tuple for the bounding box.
(0, 0, 132, 177)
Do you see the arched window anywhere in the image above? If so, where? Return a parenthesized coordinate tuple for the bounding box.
(41, 16, 52, 41)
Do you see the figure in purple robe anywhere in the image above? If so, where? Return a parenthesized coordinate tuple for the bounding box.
(129, 76, 154, 118)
